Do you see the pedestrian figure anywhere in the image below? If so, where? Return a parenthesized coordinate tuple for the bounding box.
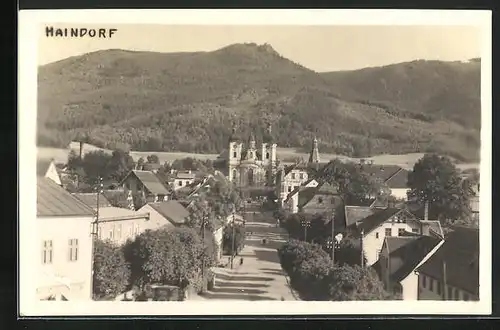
(240, 257, 244, 265)
(281, 297, 285, 301)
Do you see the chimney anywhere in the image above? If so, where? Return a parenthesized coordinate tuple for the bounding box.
(424, 201, 429, 221)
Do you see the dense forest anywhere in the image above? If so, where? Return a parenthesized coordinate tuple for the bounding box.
(37, 43, 481, 162)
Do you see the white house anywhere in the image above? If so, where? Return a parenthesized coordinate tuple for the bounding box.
(374, 235, 444, 300)
(36, 178, 95, 301)
(37, 158, 62, 186)
(173, 170, 196, 191)
(345, 206, 444, 266)
(138, 200, 191, 229)
(283, 178, 319, 213)
(120, 170, 171, 204)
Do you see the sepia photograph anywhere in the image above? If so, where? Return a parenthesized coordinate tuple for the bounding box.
(18, 9, 491, 316)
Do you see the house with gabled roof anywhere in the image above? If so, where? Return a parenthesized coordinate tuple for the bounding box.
(373, 234, 444, 300)
(172, 170, 197, 191)
(120, 170, 171, 204)
(138, 200, 190, 228)
(344, 206, 444, 267)
(37, 158, 62, 186)
(283, 178, 320, 213)
(297, 182, 343, 216)
(360, 164, 410, 200)
(36, 178, 95, 301)
(416, 226, 479, 301)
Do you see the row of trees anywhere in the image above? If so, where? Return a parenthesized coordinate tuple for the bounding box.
(92, 226, 218, 300)
(277, 240, 395, 301)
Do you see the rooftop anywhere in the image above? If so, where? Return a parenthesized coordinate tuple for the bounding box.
(147, 200, 190, 225)
(126, 170, 170, 195)
(385, 168, 409, 189)
(37, 158, 54, 177)
(417, 226, 479, 295)
(344, 205, 379, 227)
(97, 206, 149, 221)
(356, 207, 402, 234)
(37, 178, 95, 217)
(72, 192, 112, 209)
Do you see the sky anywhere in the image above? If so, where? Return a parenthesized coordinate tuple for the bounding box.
(38, 24, 481, 72)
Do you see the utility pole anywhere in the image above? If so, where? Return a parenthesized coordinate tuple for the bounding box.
(360, 228, 365, 268)
(200, 212, 207, 293)
(301, 218, 311, 242)
(231, 211, 236, 269)
(442, 259, 447, 300)
(90, 176, 103, 300)
(331, 214, 335, 264)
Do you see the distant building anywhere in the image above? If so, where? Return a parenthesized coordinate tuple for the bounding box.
(138, 200, 191, 229)
(36, 178, 95, 301)
(374, 235, 444, 300)
(120, 170, 171, 204)
(37, 158, 62, 186)
(416, 226, 479, 301)
(95, 207, 151, 245)
(72, 192, 112, 209)
(361, 164, 410, 200)
(172, 170, 196, 191)
(297, 182, 342, 215)
(283, 178, 320, 213)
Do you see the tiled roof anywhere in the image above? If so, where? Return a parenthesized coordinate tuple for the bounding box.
(37, 158, 53, 177)
(72, 193, 112, 209)
(176, 172, 196, 180)
(128, 170, 170, 195)
(385, 168, 409, 189)
(37, 178, 95, 217)
(420, 220, 444, 239)
(417, 226, 479, 295)
(370, 198, 389, 208)
(148, 200, 190, 225)
(141, 163, 161, 171)
(385, 235, 443, 282)
(297, 182, 340, 209)
(357, 207, 401, 234)
(344, 206, 379, 227)
(98, 206, 149, 221)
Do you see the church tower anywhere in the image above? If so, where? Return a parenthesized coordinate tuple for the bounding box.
(308, 136, 320, 164)
(228, 127, 243, 183)
(262, 123, 278, 184)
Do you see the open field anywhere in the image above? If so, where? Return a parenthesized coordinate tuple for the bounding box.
(37, 143, 480, 172)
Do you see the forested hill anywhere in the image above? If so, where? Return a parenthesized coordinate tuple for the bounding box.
(37, 43, 481, 162)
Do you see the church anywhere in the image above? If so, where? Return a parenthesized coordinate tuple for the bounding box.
(227, 124, 278, 187)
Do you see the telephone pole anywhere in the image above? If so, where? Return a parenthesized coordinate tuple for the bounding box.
(230, 211, 236, 269)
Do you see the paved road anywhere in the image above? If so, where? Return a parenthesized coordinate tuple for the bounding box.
(196, 213, 298, 301)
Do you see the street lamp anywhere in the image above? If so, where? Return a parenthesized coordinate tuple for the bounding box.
(300, 217, 311, 241)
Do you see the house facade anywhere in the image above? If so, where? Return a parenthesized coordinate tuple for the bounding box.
(36, 178, 95, 301)
(283, 179, 320, 213)
(416, 226, 479, 301)
(173, 170, 196, 191)
(138, 200, 191, 229)
(95, 207, 151, 245)
(121, 170, 171, 205)
(37, 158, 62, 186)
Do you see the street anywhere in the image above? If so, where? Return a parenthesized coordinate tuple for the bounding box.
(196, 212, 298, 301)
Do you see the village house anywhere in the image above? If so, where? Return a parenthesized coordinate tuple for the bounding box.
(361, 163, 410, 200)
(344, 206, 444, 266)
(470, 182, 480, 223)
(283, 178, 320, 213)
(120, 170, 171, 204)
(37, 158, 62, 186)
(374, 234, 444, 300)
(172, 170, 196, 191)
(416, 226, 479, 301)
(36, 178, 95, 301)
(297, 182, 342, 215)
(138, 200, 191, 229)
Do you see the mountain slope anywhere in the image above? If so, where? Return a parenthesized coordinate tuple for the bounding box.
(37, 43, 481, 162)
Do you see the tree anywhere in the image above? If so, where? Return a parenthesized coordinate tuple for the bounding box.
(108, 149, 135, 181)
(132, 191, 147, 210)
(147, 154, 160, 164)
(407, 153, 474, 224)
(93, 239, 131, 300)
(222, 224, 246, 255)
(81, 150, 113, 182)
(67, 149, 82, 171)
(278, 239, 327, 275)
(326, 264, 394, 301)
(137, 157, 145, 169)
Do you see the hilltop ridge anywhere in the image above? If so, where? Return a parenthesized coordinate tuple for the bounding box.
(37, 43, 481, 162)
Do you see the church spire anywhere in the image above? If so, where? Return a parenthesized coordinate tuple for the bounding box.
(308, 136, 320, 164)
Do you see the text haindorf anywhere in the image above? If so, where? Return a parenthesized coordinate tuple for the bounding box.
(45, 26, 118, 38)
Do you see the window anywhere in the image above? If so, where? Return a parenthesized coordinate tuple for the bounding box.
(134, 224, 140, 235)
(429, 278, 434, 292)
(233, 151, 237, 158)
(129, 226, 133, 236)
(109, 228, 114, 239)
(454, 288, 460, 300)
(299, 173, 303, 179)
(375, 232, 379, 239)
(117, 224, 122, 239)
(422, 275, 427, 288)
(68, 239, 78, 262)
(448, 286, 453, 299)
(412, 228, 419, 233)
(178, 181, 183, 186)
(318, 197, 323, 204)
(42, 240, 53, 264)
(437, 281, 442, 295)
(287, 186, 292, 192)
(266, 152, 270, 159)
(385, 228, 392, 237)
(398, 228, 406, 236)
(291, 173, 296, 179)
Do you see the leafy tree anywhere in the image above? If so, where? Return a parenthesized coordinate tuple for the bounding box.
(132, 191, 147, 210)
(334, 235, 366, 267)
(278, 239, 327, 275)
(222, 224, 246, 255)
(108, 149, 135, 181)
(93, 239, 131, 300)
(326, 264, 394, 301)
(81, 150, 113, 182)
(137, 157, 145, 169)
(147, 154, 160, 164)
(407, 153, 474, 224)
(67, 149, 82, 171)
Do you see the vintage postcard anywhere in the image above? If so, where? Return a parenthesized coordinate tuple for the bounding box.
(18, 9, 492, 316)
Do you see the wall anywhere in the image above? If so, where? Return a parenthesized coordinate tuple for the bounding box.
(137, 204, 176, 232)
(45, 162, 62, 186)
(302, 194, 342, 216)
(213, 227, 224, 262)
(97, 214, 154, 246)
(36, 215, 94, 301)
(173, 178, 194, 191)
(418, 273, 478, 301)
(400, 272, 419, 300)
(363, 222, 421, 266)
